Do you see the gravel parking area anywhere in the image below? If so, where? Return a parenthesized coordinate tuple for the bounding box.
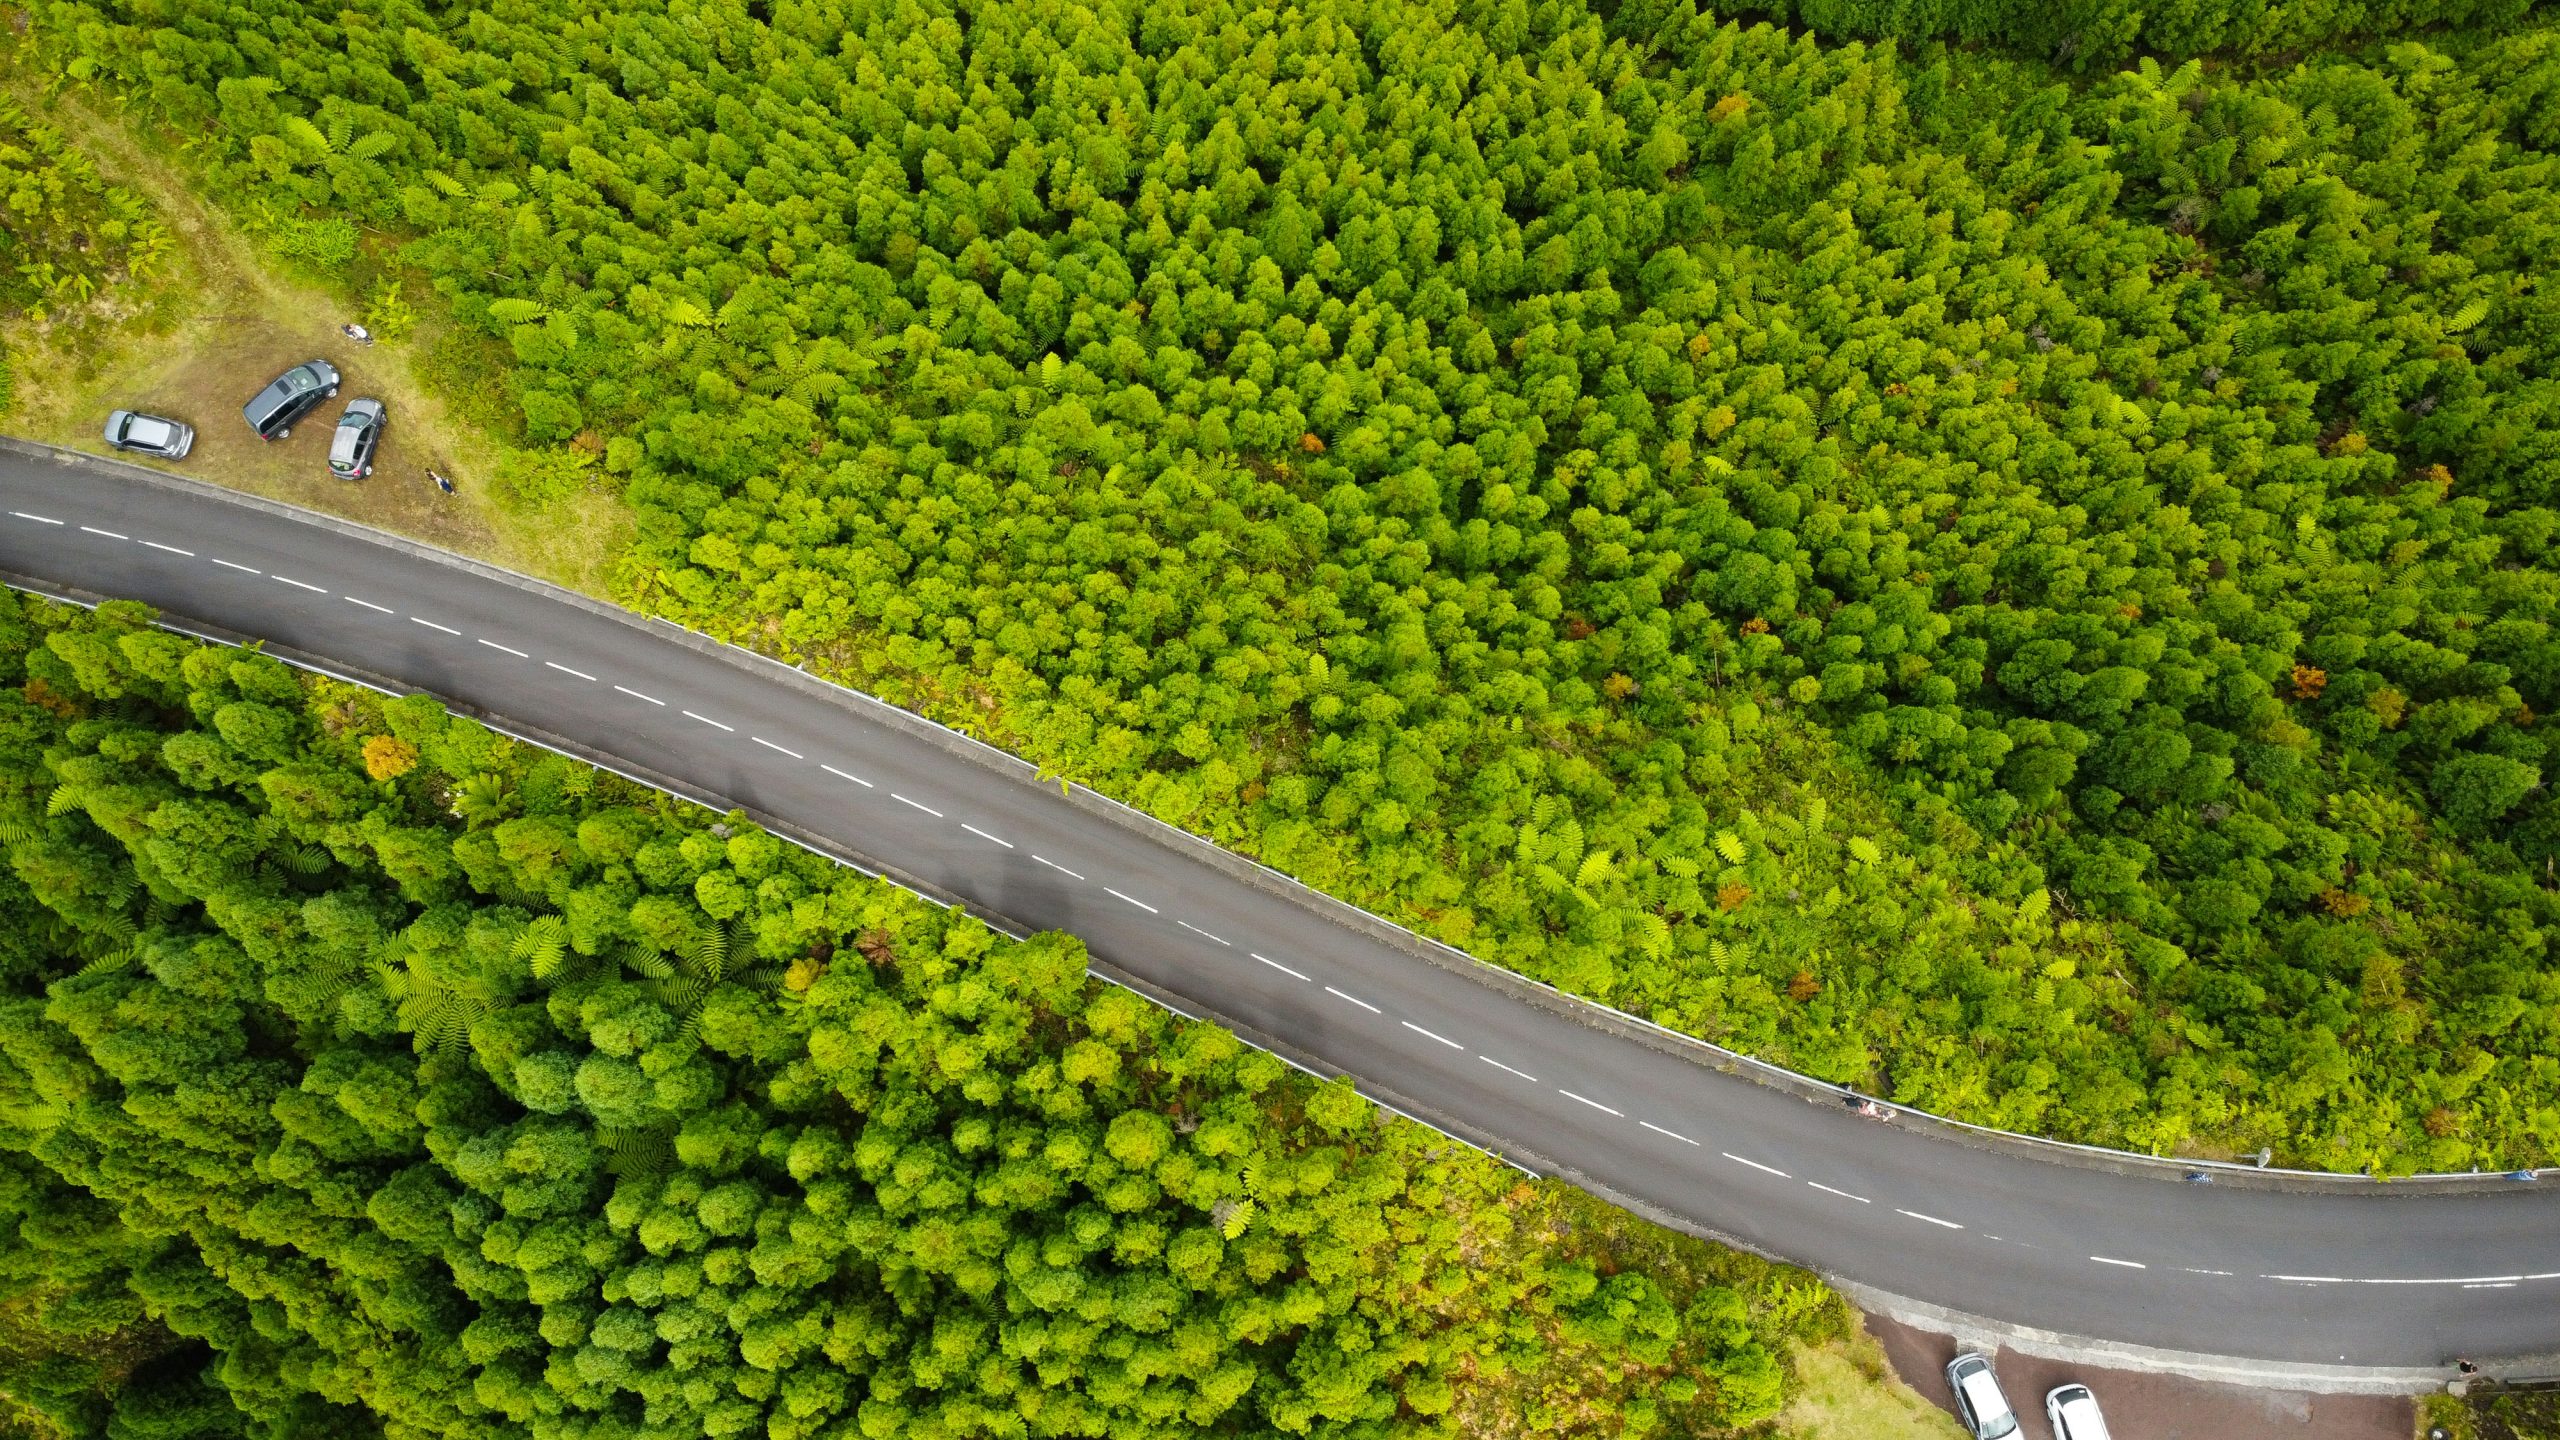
(1865, 1310, 2414, 1440)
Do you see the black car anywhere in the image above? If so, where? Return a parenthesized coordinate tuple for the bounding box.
(242, 360, 341, 440)
(102, 410, 195, 459)
(327, 398, 387, 480)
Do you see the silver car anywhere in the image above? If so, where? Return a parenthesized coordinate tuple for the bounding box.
(1945, 1352, 2020, 1440)
(327, 398, 386, 480)
(102, 410, 194, 459)
(2046, 1383, 2112, 1440)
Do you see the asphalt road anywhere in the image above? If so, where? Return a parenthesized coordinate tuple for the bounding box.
(2, 443, 2553, 1373)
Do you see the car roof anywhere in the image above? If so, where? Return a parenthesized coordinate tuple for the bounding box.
(329, 423, 366, 464)
(126, 415, 176, 442)
(1958, 1368, 2011, 1418)
(2051, 1390, 2109, 1440)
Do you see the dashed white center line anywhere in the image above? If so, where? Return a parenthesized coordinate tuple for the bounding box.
(1723, 1152, 1789, 1179)
(683, 710, 735, 732)
(411, 617, 460, 635)
(1176, 919, 1227, 944)
(545, 661, 597, 681)
(1104, 886, 1157, 913)
(79, 526, 127, 540)
(1032, 854, 1084, 880)
(2466, 1282, 2518, 1290)
(478, 638, 530, 657)
(2090, 1256, 2147, 1270)
(820, 764, 874, 788)
(1401, 1020, 1463, 1050)
(1808, 1182, 1871, 1203)
(752, 736, 803, 759)
(345, 596, 393, 613)
(210, 558, 260, 574)
(614, 684, 664, 705)
(2180, 1267, 2234, 1277)
(1640, 1120, 1699, 1146)
(1559, 1090, 1622, 1117)
(1325, 986, 1380, 1014)
(10, 511, 61, 525)
(1898, 1209, 1965, 1230)
(891, 793, 943, 817)
(274, 576, 327, 593)
(142, 540, 193, 556)
(1251, 952, 1310, 981)
(1479, 1056, 1539, 1083)
(2265, 1274, 2343, 1284)
(962, 824, 1013, 848)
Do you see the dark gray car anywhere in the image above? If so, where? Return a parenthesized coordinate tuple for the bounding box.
(102, 410, 195, 459)
(327, 398, 386, 480)
(242, 360, 341, 440)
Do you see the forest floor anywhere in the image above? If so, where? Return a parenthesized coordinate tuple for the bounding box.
(1, 84, 627, 594)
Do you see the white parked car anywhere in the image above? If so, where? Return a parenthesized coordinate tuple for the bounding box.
(2046, 1383, 2113, 1440)
(103, 410, 194, 459)
(1945, 1352, 2020, 1440)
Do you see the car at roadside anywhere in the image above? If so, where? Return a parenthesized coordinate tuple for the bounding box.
(242, 359, 341, 440)
(2046, 1383, 2112, 1440)
(1945, 1353, 2020, 1440)
(102, 410, 194, 459)
(327, 398, 387, 480)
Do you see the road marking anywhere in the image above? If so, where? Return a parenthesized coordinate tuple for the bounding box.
(1325, 986, 1380, 1014)
(345, 596, 393, 613)
(1559, 1090, 1622, 1117)
(210, 558, 261, 574)
(1723, 1152, 1789, 1179)
(1640, 1120, 1699, 1145)
(274, 575, 327, 593)
(1250, 952, 1310, 981)
(614, 684, 664, 705)
(411, 617, 460, 635)
(1479, 1056, 1538, 1083)
(1176, 919, 1226, 944)
(820, 764, 874, 788)
(962, 824, 1014, 848)
(478, 638, 530, 657)
(79, 526, 127, 540)
(753, 736, 803, 759)
(142, 540, 194, 556)
(1104, 886, 1157, 913)
(10, 511, 61, 525)
(683, 710, 734, 732)
(2181, 1267, 2234, 1276)
(1032, 854, 1084, 880)
(2466, 1282, 2518, 1290)
(1897, 1209, 1965, 1230)
(1401, 1020, 1463, 1050)
(545, 661, 597, 681)
(892, 793, 943, 817)
(2090, 1256, 2147, 1270)
(2265, 1274, 2343, 1284)
(1807, 1182, 1870, 1203)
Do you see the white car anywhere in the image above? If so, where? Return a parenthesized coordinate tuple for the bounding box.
(2046, 1383, 2113, 1440)
(102, 410, 194, 459)
(1945, 1352, 2020, 1439)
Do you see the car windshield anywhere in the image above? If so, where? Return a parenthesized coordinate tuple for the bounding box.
(330, 419, 367, 465)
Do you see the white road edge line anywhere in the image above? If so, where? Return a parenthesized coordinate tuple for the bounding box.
(1723, 1152, 1790, 1179)
(1808, 1181, 1871, 1203)
(1176, 919, 1227, 944)
(274, 576, 327, 593)
(1639, 1120, 1699, 1146)
(478, 638, 530, 657)
(682, 710, 735, 732)
(545, 661, 597, 681)
(1479, 1056, 1538, 1083)
(142, 540, 194, 556)
(1032, 854, 1084, 880)
(1104, 887, 1157, 913)
(962, 824, 1014, 849)
(2090, 1256, 2147, 1269)
(79, 526, 127, 540)
(10, 511, 61, 525)
(892, 794, 943, 817)
(1898, 1209, 1965, 1231)
(411, 617, 460, 635)
(1401, 1020, 1463, 1050)
(614, 684, 664, 705)
(345, 596, 393, 613)
(753, 736, 804, 759)
(1324, 986, 1380, 1014)
(210, 558, 260, 574)
(1250, 952, 1310, 981)
(1559, 1090, 1622, 1117)
(820, 764, 874, 788)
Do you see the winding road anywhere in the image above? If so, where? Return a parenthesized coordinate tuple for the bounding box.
(2, 439, 2552, 1382)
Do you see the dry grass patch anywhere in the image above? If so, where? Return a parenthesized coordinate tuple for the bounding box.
(1777, 1334, 1967, 1440)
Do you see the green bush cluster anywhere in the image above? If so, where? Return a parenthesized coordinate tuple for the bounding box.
(0, 96, 169, 323)
(0, 595, 1833, 1438)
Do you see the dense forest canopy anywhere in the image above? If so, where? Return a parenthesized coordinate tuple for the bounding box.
(32, 0, 2560, 1174)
